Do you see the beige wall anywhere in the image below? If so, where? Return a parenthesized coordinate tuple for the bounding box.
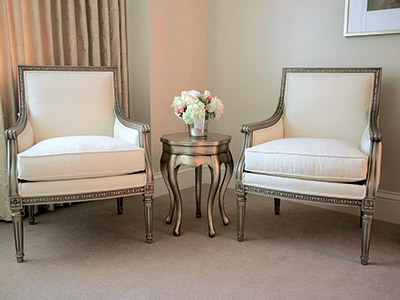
(149, 0, 207, 171)
(126, 0, 207, 171)
(207, 0, 400, 194)
(126, 0, 150, 125)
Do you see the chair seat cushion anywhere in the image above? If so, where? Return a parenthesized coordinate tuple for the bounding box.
(245, 138, 368, 183)
(19, 173, 146, 197)
(243, 172, 366, 200)
(18, 136, 145, 181)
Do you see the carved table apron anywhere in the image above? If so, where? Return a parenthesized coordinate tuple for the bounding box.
(160, 133, 234, 237)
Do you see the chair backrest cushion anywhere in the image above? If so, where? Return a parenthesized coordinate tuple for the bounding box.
(23, 69, 115, 143)
(283, 72, 375, 146)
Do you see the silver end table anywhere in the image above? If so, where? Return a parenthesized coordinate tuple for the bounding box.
(160, 133, 234, 237)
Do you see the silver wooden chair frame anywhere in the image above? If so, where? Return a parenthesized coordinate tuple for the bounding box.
(5, 65, 154, 262)
(235, 68, 382, 265)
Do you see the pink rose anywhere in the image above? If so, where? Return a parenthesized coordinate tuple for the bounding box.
(179, 107, 184, 113)
(174, 109, 179, 114)
(205, 105, 210, 110)
(207, 96, 212, 101)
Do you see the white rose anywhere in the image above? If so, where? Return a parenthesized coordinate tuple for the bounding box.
(181, 91, 199, 104)
(187, 90, 201, 98)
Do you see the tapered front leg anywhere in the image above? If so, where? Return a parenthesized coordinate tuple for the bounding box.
(28, 205, 35, 225)
(361, 212, 373, 265)
(161, 152, 175, 224)
(117, 197, 123, 215)
(143, 195, 153, 244)
(195, 166, 202, 218)
(237, 194, 247, 242)
(12, 210, 24, 263)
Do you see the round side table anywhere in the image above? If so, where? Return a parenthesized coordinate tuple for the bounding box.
(160, 133, 234, 237)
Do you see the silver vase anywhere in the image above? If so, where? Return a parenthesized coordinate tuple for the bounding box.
(188, 119, 208, 138)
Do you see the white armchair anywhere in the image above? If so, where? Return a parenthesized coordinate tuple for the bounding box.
(5, 65, 154, 262)
(235, 68, 382, 265)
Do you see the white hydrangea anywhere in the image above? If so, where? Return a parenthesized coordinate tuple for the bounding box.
(210, 97, 224, 119)
(182, 102, 206, 124)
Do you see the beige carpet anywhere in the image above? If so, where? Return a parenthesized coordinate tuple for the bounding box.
(0, 186, 399, 300)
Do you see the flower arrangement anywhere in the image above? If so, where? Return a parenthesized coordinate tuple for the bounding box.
(171, 90, 224, 124)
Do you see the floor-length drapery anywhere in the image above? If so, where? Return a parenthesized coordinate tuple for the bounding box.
(0, 0, 129, 221)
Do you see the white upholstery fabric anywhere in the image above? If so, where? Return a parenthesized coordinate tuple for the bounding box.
(114, 118, 140, 146)
(18, 136, 145, 181)
(360, 126, 370, 155)
(19, 173, 146, 197)
(283, 73, 374, 146)
(252, 117, 284, 146)
(17, 120, 34, 152)
(243, 172, 366, 200)
(24, 71, 115, 143)
(245, 138, 368, 183)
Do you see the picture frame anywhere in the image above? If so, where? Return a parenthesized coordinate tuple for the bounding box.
(344, 0, 400, 36)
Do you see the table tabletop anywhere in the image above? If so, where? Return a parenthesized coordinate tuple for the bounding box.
(160, 132, 231, 147)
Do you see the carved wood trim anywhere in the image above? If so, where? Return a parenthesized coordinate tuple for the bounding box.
(244, 185, 362, 207)
(20, 187, 145, 205)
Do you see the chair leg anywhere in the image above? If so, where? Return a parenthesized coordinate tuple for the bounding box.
(116, 197, 123, 215)
(360, 212, 373, 265)
(28, 205, 35, 225)
(237, 194, 247, 242)
(143, 195, 153, 244)
(12, 210, 24, 263)
(274, 198, 280, 215)
(359, 210, 363, 228)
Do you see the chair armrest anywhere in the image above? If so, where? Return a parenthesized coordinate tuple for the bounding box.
(4, 116, 30, 199)
(235, 111, 284, 183)
(369, 115, 382, 142)
(113, 105, 154, 184)
(4, 113, 26, 140)
(17, 121, 34, 152)
(5, 119, 34, 153)
(250, 117, 284, 147)
(361, 124, 382, 199)
(240, 110, 282, 134)
(114, 118, 141, 147)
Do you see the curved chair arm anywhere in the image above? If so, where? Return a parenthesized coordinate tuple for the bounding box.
(114, 103, 150, 135)
(4, 113, 31, 199)
(369, 115, 382, 143)
(240, 109, 283, 134)
(369, 69, 382, 143)
(365, 140, 381, 200)
(235, 109, 284, 184)
(364, 119, 382, 200)
(4, 112, 26, 140)
(113, 104, 154, 184)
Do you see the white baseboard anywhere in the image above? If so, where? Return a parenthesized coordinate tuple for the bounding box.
(375, 190, 400, 224)
(154, 167, 400, 225)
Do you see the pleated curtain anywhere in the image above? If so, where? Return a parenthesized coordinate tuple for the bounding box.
(0, 0, 129, 221)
